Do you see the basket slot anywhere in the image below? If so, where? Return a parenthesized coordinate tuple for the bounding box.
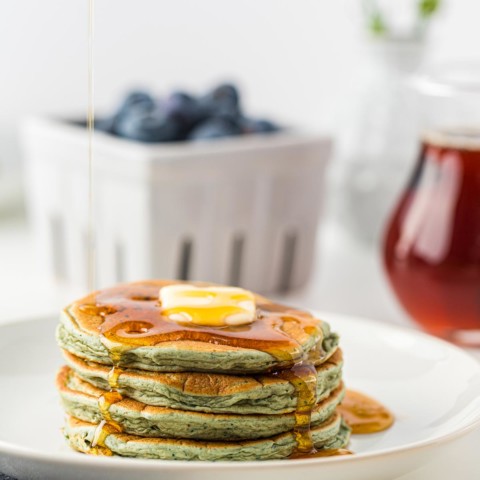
(229, 234, 245, 287)
(277, 231, 297, 292)
(177, 238, 193, 281)
(115, 242, 125, 283)
(50, 215, 66, 281)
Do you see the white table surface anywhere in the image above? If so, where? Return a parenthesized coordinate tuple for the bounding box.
(0, 216, 479, 480)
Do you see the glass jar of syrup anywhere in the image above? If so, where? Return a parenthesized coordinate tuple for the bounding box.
(384, 63, 480, 347)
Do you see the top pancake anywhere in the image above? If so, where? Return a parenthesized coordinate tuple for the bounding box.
(57, 280, 339, 374)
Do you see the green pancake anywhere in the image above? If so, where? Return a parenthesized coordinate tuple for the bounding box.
(56, 281, 339, 374)
(63, 349, 343, 414)
(64, 413, 350, 461)
(57, 366, 345, 441)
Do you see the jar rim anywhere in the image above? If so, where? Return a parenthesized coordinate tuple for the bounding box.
(411, 61, 480, 96)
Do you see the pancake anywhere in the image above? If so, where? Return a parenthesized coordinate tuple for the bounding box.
(63, 349, 343, 414)
(56, 280, 339, 374)
(63, 413, 350, 461)
(56, 280, 350, 460)
(57, 366, 345, 441)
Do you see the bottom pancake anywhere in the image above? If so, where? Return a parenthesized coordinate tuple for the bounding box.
(64, 412, 350, 461)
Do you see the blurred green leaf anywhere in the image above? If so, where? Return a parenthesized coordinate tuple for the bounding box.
(419, 0, 441, 18)
(369, 11, 387, 36)
(363, 0, 441, 37)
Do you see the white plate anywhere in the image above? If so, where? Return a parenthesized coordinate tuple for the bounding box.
(0, 313, 479, 480)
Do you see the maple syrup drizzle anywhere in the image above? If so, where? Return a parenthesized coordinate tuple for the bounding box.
(98, 391, 123, 430)
(278, 363, 318, 454)
(338, 390, 394, 434)
(107, 365, 123, 389)
(78, 304, 117, 317)
(90, 331, 126, 453)
(92, 348, 125, 449)
(83, 0, 114, 454)
(91, 375, 124, 454)
(86, 0, 96, 293)
(90, 420, 117, 456)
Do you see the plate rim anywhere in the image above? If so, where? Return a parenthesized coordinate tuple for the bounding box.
(0, 311, 479, 470)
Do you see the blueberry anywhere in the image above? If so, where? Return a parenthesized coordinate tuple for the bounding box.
(116, 107, 183, 143)
(240, 118, 281, 134)
(209, 83, 239, 106)
(107, 90, 158, 136)
(162, 92, 203, 129)
(93, 85, 282, 143)
(199, 83, 242, 119)
(188, 117, 242, 141)
(117, 90, 156, 116)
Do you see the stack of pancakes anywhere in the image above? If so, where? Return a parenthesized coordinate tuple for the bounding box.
(56, 281, 350, 461)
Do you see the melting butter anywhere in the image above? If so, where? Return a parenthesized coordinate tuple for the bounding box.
(159, 284, 256, 326)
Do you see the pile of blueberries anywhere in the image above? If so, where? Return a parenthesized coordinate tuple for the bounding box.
(92, 83, 281, 143)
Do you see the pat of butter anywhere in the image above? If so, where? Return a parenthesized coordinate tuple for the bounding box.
(160, 285, 256, 326)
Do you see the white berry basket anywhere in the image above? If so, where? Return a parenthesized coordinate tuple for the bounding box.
(22, 117, 332, 293)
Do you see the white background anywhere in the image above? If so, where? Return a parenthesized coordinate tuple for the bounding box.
(1, 0, 480, 170)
